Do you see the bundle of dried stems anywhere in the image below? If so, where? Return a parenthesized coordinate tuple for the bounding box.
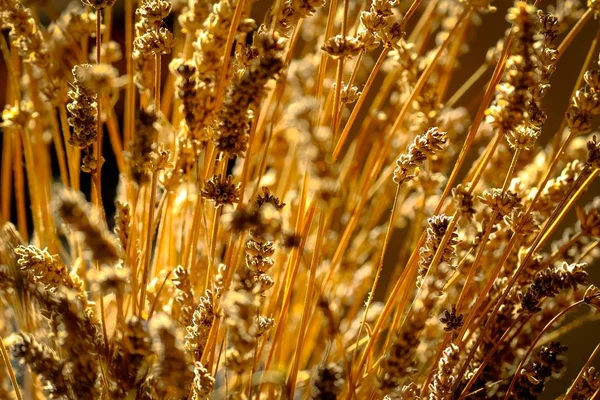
(1, 0, 600, 398)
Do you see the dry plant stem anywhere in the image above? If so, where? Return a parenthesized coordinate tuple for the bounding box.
(286, 209, 326, 399)
(207, 161, 228, 284)
(355, 231, 426, 380)
(402, 0, 424, 28)
(459, 316, 524, 398)
(19, 123, 44, 245)
(535, 170, 598, 251)
(0, 35, 20, 101)
(49, 112, 70, 186)
(545, 231, 584, 266)
(154, 51, 161, 110)
(465, 133, 502, 191)
(432, 30, 512, 216)
(125, 0, 134, 151)
(349, 183, 401, 381)
(94, 9, 104, 216)
(264, 174, 312, 371)
(455, 169, 597, 390)
(105, 107, 126, 173)
(437, 14, 471, 102)
(251, 74, 292, 199)
(576, 239, 600, 263)
(238, 119, 259, 203)
(333, 51, 365, 131)
(564, 342, 600, 400)
(446, 64, 488, 108)
(207, 205, 221, 289)
(551, 24, 600, 158)
(407, 0, 437, 47)
(185, 187, 204, 274)
(139, 173, 159, 315)
(1, 38, 28, 239)
(13, 130, 27, 240)
(0, 37, 16, 222)
(147, 269, 172, 319)
(0, 335, 23, 400)
(331, 47, 389, 161)
(59, 107, 80, 190)
(540, 313, 600, 347)
(593, 387, 600, 400)
(1, 132, 11, 222)
(456, 148, 520, 311)
(214, 0, 246, 112)
(385, 8, 470, 141)
(559, 29, 600, 162)
(356, 64, 398, 142)
(97, 260, 110, 361)
(556, 8, 592, 61)
(331, 0, 350, 141)
(329, 149, 387, 272)
(331, 56, 345, 142)
(504, 300, 586, 399)
(455, 211, 495, 310)
(314, 0, 339, 127)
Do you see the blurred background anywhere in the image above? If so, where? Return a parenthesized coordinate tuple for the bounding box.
(1, 0, 599, 398)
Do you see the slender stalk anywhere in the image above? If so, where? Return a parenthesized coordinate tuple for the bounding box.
(213, 0, 246, 113)
(432, 28, 513, 216)
(564, 342, 600, 400)
(446, 64, 488, 107)
(504, 301, 585, 399)
(139, 172, 159, 315)
(349, 183, 401, 385)
(286, 209, 325, 398)
(331, 47, 389, 161)
(93, 9, 105, 217)
(0, 335, 23, 400)
(314, 0, 340, 127)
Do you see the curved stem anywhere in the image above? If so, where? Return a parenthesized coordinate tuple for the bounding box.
(504, 301, 584, 399)
(564, 342, 600, 400)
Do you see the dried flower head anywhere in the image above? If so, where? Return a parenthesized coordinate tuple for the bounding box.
(201, 174, 240, 206)
(81, 0, 117, 10)
(587, 135, 600, 168)
(479, 188, 522, 217)
(393, 127, 448, 185)
(439, 305, 464, 332)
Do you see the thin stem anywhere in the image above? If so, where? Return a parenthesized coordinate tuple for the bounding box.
(446, 64, 488, 108)
(139, 172, 159, 315)
(459, 316, 526, 398)
(349, 183, 401, 386)
(454, 168, 597, 392)
(286, 209, 325, 399)
(564, 342, 600, 400)
(556, 9, 592, 61)
(94, 9, 105, 217)
(504, 301, 585, 399)
(213, 0, 246, 113)
(0, 335, 23, 400)
(314, 0, 340, 128)
(433, 28, 513, 216)
(154, 52, 161, 110)
(331, 47, 389, 161)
